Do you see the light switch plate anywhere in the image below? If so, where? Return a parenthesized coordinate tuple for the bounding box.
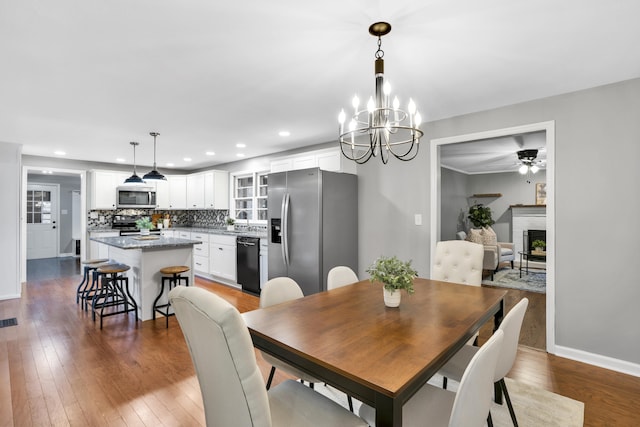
(414, 214, 422, 226)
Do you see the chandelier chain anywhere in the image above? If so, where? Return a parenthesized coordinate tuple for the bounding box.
(375, 37, 384, 59)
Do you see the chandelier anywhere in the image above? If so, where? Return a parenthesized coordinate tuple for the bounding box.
(517, 149, 543, 184)
(338, 22, 423, 164)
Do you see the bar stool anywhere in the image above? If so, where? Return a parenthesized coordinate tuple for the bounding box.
(153, 266, 190, 328)
(82, 260, 117, 311)
(76, 258, 109, 304)
(92, 263, 138, 329)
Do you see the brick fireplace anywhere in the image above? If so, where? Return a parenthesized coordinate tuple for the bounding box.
(511, 205, 546, 267)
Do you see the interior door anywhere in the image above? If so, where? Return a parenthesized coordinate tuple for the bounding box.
(26, 184, 59, 259)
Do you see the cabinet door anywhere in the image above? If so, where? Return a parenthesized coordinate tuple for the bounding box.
(213, 170, 229, 210)
(210, 243, 237, 281)
(168, 176, 187, 209)
(154, 179, 170, 209)
(186, 173, 205, 209)
(91, 171, 125, 209)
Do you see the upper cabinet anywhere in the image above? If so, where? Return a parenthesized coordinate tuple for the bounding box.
(168, 175, 187, 209)
(89, 170, 129, 210)
(270, 148, 356, 174)
(206, 170, 229, 210)
(186, 173, 205, 208)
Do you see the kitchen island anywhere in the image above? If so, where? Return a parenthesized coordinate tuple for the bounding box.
(89, 235, 202, 321)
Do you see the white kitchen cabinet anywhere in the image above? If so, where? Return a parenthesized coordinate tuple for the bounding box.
(88, 231, 119, 259)
(89, 170, 129, 210)
(186, 173, 206, 209)
(154, 179, 170, 209)
(168, 175, 187, 209)
(270, 148, 356, 174)
(160, 229, 174, 238)
(209, 234, 236, 282)
(192, 232, 210, 274)
(204, 170, 229, 210)
(177, 230, 191, 240)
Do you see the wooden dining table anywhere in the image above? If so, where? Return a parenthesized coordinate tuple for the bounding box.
(242, 278, 506, 427)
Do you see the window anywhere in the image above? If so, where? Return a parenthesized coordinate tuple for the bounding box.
(233, 171, 268, 222)
(26, 190, 52, 224)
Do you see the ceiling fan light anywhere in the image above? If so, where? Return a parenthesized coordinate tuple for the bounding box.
(519, 165, 529, 174)
(530, 165, 539, 174)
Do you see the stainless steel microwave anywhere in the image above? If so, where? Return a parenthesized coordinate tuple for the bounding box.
(116, 186, 157, 208)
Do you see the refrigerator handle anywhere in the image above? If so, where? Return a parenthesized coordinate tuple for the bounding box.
(282, 192, 290, 266)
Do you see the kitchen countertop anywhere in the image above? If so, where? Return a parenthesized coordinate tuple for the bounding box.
(88, 226, 267, 239)
(89, 235, 202, 250)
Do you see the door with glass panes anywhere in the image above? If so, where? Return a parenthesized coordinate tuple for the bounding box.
(26, 184, 59, 259)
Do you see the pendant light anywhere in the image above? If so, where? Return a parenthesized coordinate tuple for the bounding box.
(143, 131, 166, 180)
(124, 141, 145, 184)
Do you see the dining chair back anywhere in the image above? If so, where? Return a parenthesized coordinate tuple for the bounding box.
(260, 277, 304, 308)
(439, 298, 529, 426)
(449, 329, 504, 426)
(259, 277, 321, 390)
(358, 330, 504, 427)
(169, 285, 367, 427)
(432, 240, 484, 286)
(327, 266, 359, 290)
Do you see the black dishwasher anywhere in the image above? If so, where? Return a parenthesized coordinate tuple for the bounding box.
(236, 236, 261, 295)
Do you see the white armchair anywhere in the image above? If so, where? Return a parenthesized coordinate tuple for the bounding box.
(456, 230, 514, 280)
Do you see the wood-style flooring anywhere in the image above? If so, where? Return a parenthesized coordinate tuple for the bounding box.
(0, 257, 638, 426)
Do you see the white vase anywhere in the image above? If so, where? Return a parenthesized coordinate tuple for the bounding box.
(227, 225, 235, 231)
(140, 228, 150, 236)
(383, 288, 401, 307)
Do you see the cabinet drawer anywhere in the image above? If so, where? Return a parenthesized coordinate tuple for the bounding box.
(177, 231, 191, 239)
(194, 243, 209, 257)
(191, 232, 210, 243)
(210, 234, 237, 246)
(194, 255, 209, 273)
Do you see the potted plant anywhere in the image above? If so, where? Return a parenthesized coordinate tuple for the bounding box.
(468, 204, 495, 228)
(226, 217, 235, 231)
(366, 256, 418, 307)
(532, 240, 546, 252)
(135, 216, 154, 236)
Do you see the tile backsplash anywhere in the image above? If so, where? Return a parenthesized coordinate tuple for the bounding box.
(87, 209, 267, 232)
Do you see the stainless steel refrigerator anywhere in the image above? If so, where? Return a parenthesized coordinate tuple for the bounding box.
(268, 168, 358, 295)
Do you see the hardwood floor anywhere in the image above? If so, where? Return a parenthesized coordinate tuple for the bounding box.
(0, 258, 638, 426)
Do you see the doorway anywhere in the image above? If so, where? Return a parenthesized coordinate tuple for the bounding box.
(429, 121, 556, 353)
(26, 183, 59, 259)
(21, 167, 87, 284)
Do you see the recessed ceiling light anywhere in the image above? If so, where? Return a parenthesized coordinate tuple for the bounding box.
(54, 150, 66, 156)
(236, 153, 245, 158)
(205, 151, 215, 156)
(116, 158, 125, 162)
(41, 170, 52, 174)
(183, 157, 192, 162)
(279, 131, 290, 137)
(166, 162, 174, 167)
(236, 143, 246, 148)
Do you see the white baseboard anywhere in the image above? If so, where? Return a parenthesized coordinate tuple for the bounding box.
(555, 345, 640, 377)
(59, 252, 74, 257)
(0, 293, 21, 301)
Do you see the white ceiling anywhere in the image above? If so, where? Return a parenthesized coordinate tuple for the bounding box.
(2, 1, 640, 171)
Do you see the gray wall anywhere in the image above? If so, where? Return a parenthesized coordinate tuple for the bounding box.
(0, 142, 21, 299)
(359, 77, 640, 366)
(441, 168, 548, 242)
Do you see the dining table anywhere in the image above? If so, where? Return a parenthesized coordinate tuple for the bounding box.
(241, 278, 507, 427)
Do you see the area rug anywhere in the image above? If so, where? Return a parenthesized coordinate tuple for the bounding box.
(315, 376, 584, 426)
(482, 268, 546, 293)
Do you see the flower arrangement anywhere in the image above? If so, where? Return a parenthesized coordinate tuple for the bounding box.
(366, 256, 418, 295)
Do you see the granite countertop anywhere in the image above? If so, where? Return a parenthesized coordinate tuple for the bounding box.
(89, 235, 203, 250)
(87, 226, 267, 239)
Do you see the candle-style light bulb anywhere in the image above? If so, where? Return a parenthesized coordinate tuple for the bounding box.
(367, 96, 375, 113)
(393, 96, 400, 110)
(414, 111, 422, 127)
(383, 81, 391, 95)
(352, 95, 360, 111)
(338, 109, 345, 124)
(408, 98, 416, 115)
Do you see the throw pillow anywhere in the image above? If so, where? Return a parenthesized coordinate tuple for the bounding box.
(466, 228, 483, 244)
(482, 226, 498, 246)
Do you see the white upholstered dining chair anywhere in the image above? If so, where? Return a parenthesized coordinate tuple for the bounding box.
(359, 329, 504, 427)
(168, 286, 367, 427)
(438, 298, 529, 427)
(432, 240, 484, 286)
(327, 266, 359, 290)
(259, 277, 322, 390)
